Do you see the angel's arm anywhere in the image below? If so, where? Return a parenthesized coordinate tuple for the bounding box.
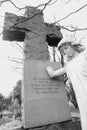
(47, 66, 66, 78)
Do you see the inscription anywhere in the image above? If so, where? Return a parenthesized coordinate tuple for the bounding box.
(31, 77, 61, 94)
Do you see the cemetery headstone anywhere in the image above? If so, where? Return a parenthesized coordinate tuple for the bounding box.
(22, 60, 71, 128)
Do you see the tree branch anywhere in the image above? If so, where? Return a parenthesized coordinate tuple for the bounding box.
(54, 3, 87, 23)
(36, 0, 57, 9)
(9, 0, 55, 28)
(12, 67, 22, 74)
(15, 42, 23, 50)
(57, 24, 87, 32)
(8, 56, 23, 64)
(0, 0, 25, 10)
(40, 0, 56, 12)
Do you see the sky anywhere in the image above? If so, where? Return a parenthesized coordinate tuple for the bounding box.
(0, 0, 87, 97)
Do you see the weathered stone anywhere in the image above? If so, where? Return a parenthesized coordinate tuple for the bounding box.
(3, 30, 25, 41)
(24, 33, 49, 60)
(22, 60, 71, 129)
(3, 7, 62, 44)
(3, 12, 26, 41)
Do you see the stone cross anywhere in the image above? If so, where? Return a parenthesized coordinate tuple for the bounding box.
(3, 6, 81, 130)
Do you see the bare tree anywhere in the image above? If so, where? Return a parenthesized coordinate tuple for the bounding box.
(0, 0, 87, 73)
(0, 0, 87, 30)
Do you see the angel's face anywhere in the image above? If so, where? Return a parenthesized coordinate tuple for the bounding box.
(59, 43, 75, 61)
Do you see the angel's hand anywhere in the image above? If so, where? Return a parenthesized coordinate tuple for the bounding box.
(46, 66, 54, 78)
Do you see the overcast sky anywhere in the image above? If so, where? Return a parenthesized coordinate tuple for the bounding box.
(0, 0, 87, 97)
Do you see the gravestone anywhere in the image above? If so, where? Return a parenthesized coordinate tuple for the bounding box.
(3, 6, 81, 130)
(21, 7, 71, 128)
(22, 60, 71, 128)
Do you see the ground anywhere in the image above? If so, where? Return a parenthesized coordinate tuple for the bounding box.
(0, 108, 81, 130)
